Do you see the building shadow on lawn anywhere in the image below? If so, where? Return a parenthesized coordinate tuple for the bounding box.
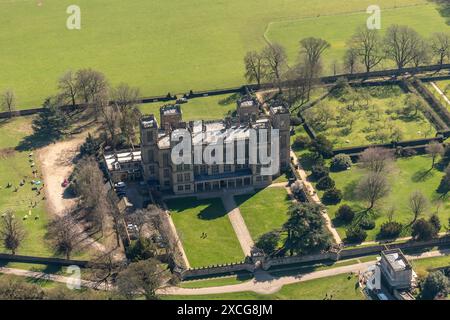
(197, 203, 228, 221)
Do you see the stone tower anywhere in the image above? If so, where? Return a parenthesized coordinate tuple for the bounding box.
(269, 102, 290, 171)
(140, 115, 159, 182)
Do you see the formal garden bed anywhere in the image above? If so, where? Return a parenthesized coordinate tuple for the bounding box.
(167, 197, 245, 268)
(299, 82, 437, 149)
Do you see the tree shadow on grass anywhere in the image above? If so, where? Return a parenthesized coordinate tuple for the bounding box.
(342, 179, 359, 201)
(15, 132, 57, 152)
(411, 168, 435, 183)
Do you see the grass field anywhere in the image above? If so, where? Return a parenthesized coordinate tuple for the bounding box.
(138, 93, 239, 122)
(266, 3, 449, 74)
(411, 255, 450, 277)
(235, 188, 291, 241)
(0, 0, 432, 109)
(167, 197, 244, 267)
(165, 273, 364, 300)
(180, 272, 254, 289)
(321, 155, 449, 242)
(0, 117, 53, 256)
(304, 85, 436, 148)
(0, 117, 91, 258)
(426, 80, 450, 113)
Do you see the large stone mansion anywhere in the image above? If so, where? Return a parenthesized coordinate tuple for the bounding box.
(104, 95, 290, 194)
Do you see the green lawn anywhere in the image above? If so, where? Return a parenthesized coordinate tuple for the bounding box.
(411, 255, 450, 277)
(322, 155, 449, 241)
(266, 3, 448, 74)
(180, 273, 254, 289)
(0, 0, 430, 109)
(138, 93, 238, 122)
(167, 198, 244, 267)
(304, 85, 436, 148)
(165, 273, 364, 300)
(235, 188, 291, 241)
(0, 117, 89, 258)
(0, 117, 53, 256)
(427, 80, 450, 113)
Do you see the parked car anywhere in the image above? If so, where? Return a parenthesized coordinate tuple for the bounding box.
(115, 181, 126, 189)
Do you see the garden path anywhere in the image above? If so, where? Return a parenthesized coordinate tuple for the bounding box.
(222, 194, 254, 257)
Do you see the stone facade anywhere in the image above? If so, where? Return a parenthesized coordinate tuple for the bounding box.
(140, 97, 290, 194)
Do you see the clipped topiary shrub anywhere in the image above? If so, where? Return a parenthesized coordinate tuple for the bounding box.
(345, 226, 367, 243)
(293, 135, 311, 150)
(336, 205, 355, 223)
(316, 176, 335, 190)
(359, 216, 376, 230)
(330, 154, 352, 171)
(322, 188, 342, 205)
(379, 221, 403, 239)
(311, 164, 329, 180)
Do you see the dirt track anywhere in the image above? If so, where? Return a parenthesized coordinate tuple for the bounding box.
(38, 133, 108, 254)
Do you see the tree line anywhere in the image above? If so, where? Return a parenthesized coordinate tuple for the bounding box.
(244, 25, 450, 106)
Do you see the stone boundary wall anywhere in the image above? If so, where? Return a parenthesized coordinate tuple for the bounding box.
(332, 134, 449, 158)
(3, 64, 450, 119)
(177, 236, 449, 279)
(0, 253, 88, 267)
(179, 261, 255, 280)
(411, 78, 450, 128)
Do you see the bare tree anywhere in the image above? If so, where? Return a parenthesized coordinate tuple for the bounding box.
(383, 25, 422, 70)
(48, 214, 82, 259)
(350, 26, 384, 73)
(408, 190, 428, 226)
(426, 142, 444, 169)
(128, 205, 162, 237)
(299, 37, 330, 99)
(244, 51, 266, 87)
(430, 32, 450, 68)
(284, 63, 309, 107)
(73, 157, 106, 209)
(261, 43, 287, 93)
(356, 172, 390, 210)
(116, 259, 171, 300)
(58, 71, 78, 107)
(1, 90, 16, 114)
(0, 210, 25, 255)
(343, 47, 360, 74)
(110, 83, 141, 149)
(359, 147, 394, 174)
(411, 38, 431, 68)
(87, 250, 127, 289)
(75, 69, 109, 119)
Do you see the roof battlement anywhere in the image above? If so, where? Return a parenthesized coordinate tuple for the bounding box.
(140, 114, 158, 129)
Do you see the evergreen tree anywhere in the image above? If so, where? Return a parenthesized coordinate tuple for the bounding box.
(283, 203, 332, 255)
(32, 98, 68, 141)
